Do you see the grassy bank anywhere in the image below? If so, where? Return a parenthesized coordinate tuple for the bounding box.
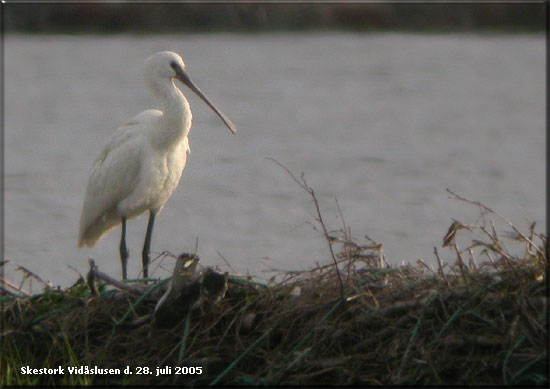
(1, 191, 547, 386)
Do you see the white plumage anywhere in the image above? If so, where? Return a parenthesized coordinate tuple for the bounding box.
(78, 51, 236, 279)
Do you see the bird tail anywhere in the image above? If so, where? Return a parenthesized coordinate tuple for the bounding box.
(78, 213, 121, 248)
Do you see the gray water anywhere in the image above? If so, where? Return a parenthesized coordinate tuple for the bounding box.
(4, 33, 544, 290)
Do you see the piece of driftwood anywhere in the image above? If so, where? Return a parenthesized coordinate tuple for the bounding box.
(91, 254, 228, 330)
(153, 253, 201, 328)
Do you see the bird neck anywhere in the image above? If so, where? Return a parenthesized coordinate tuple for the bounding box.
(153, 79, 192, 150)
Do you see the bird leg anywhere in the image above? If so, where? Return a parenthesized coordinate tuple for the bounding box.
(119, 217, 129, 280)
(142, 211, 156, 279)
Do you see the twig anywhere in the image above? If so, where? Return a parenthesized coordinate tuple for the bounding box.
(417, 259, 434, 274)
(468, 248, 477, 269)
(527, 221, 536, 256)
(446, 188, 543, 256)
(433, 247, 451, 291)
(14, 265, 47, 285)
(216, 250, 237, 274)
(86, 263, 97, 296)
(263, 255, 353, 277)
(267, 158, 345, 305)
(364, 233, 389, 268)
(335, 199, 353, 275)
(14, 264, 49, 293)
(148, 250, 177, 278)
(0, 278, 31, 297)
(87, 258, 144, 296)
(67, 265, 84, 280)
(451, 241, 470, 290)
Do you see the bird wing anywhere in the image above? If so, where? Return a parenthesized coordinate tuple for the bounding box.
(78, 110, 162, 247)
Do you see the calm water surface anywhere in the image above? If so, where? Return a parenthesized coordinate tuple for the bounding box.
(4, 33, 544, 289)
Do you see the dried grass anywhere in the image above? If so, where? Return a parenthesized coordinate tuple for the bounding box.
(1, 183, 547, 386)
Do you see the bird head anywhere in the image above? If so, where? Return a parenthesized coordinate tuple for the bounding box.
(145, 51, 186, 83)
(145, 51, 237, 134)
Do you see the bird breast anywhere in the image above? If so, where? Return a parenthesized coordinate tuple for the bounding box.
(117, 137, 189, 218)
(144, 139, 189, 212)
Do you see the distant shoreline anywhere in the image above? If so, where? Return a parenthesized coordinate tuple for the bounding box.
(4, 3, 544, 35)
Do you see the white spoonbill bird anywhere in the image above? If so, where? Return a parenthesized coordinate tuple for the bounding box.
(78, 51, 237, 280)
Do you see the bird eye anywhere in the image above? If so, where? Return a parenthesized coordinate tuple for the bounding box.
(170, 61, 177, 70)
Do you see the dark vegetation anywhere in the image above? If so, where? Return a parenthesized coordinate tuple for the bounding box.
(1, 173, 547, 386)
(4, 3, 544, 34)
